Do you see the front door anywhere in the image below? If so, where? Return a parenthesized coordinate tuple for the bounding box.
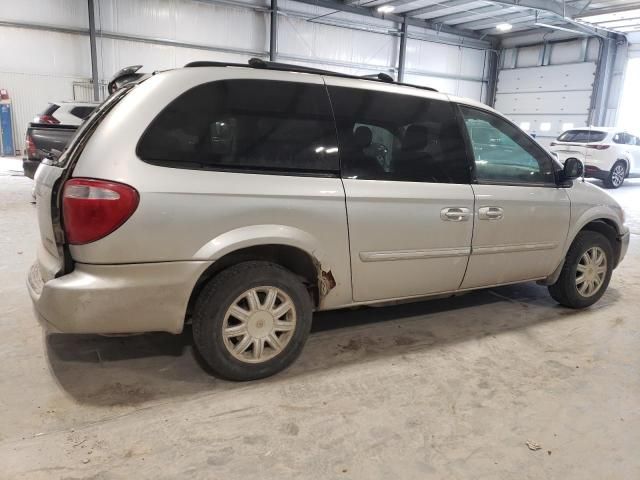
(458, 105, 571, 289)
(325, 79, 474, 302)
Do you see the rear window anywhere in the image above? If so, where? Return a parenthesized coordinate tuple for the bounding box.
(39, 103, 60, 117)
(557, 130, 607, 143)
(137, 79, 339, 175)
(70, 106, 97, 120)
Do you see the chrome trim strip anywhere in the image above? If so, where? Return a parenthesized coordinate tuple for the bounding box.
(472, 242, 558, 255)
(359, 247, 470, 262)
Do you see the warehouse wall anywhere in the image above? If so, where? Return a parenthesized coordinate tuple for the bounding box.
(0, 0, 492, 154)
(495, 38, 601, 147)
(0, 0, 91, 148)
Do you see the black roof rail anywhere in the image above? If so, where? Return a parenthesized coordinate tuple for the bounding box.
(184, 57, 438, 93)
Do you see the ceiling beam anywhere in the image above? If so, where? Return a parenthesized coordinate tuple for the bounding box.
(292, 0, 494, 40)
(457, 10, 538, 29)
(431, 5, 518, 25)
(574, 3, 640, 18)
(403, 0, 472, 18)
(484, 0, 620, 38)
(485, 0, 580, 17)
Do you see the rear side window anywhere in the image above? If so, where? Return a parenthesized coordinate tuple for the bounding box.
(70, 106, 96, 120)
(327, 86, 470, 184)
(138, 80, 339, 175)
(558, 130, 607, 142)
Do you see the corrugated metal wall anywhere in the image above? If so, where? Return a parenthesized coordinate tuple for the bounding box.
(0, 22, 91, 152)
(0, 0, 494, 154)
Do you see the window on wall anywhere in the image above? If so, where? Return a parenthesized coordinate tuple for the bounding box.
(327, 86, 470, 184)
(138, 80, 339, 174)
(459, 105, 555, 185)
(617, 57, 640, 133)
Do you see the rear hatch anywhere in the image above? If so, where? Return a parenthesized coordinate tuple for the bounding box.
(550, 129, 608, 163)
(33, 89, 132, 281)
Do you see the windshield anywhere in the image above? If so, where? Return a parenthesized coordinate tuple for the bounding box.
(557, 130, 607, 143)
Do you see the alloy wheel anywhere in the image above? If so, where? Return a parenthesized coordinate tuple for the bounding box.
(575, 246, 607, 297)
(611, 164, 625, 187)
(222, 286, 297, 363)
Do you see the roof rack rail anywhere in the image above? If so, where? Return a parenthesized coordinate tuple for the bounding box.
(184, 57, 438, 93)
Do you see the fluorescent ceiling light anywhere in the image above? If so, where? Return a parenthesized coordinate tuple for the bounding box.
(496, 23, 513, 32)
(377, 5, 395, 13)
(540, 122, 551, 132)
(520, 122, 531, 131)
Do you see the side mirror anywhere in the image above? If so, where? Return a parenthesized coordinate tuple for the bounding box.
(560, 157, 583, 185)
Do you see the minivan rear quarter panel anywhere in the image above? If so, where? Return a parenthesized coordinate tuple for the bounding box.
(70, 68, 353, 309)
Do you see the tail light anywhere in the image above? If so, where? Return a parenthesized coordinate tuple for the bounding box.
(62, 178, 139, 245)
(25, 134, 37, 159)
(36, 114, 60, 124)
(587, 144, 610, 150)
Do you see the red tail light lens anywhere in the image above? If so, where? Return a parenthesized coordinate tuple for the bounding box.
(37, 114, 60, 124)
(25, 134, 37, 159)
(587, 144, 610, 150)
(62, 178, 139, 245)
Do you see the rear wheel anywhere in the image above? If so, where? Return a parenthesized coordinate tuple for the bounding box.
(548, 231, 613, 309)
(603, 161, 626, 188)
(192, 261, 313, 381)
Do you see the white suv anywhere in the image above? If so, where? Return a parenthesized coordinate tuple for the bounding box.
(33, 101, 99, 126)
(550, 127, 640, 188)
(28, 60, 630, 380)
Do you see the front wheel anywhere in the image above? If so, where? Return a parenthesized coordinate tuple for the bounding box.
(603, 161, 626, 188)
(548, 231, 613, 309)
(192, 261, 313, 381)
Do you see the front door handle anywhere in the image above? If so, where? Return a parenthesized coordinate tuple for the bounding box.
(478, 206, 504, 220)
(440, 207, 471, 222)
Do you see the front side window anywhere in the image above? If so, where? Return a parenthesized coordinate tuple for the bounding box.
(138, 80, 339, 174)
(459, 106, 555, 185)
(612, 132, 628, 144)
(327, 86, 470, 184)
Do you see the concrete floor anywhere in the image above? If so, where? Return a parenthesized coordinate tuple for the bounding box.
(1, 163, 639, 479)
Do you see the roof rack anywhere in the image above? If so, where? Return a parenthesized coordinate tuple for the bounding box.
(183, 57, 438, 93)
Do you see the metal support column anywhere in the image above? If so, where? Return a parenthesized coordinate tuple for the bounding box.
(485, 50, 499, 107)
(88, 0, 100, 101)
(590, 38, 618, 126)
(397, 19, 408, 82)
(270, 0, 277, 62)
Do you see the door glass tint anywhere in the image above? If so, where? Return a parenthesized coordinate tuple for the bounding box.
(612, 133, 626, 144)
(327, 86, 470, 183)
(70, 106, 97, 120)
(459, 106, 555, 184)
(138, 80, 339, 174)
(557, 130, 607, 143)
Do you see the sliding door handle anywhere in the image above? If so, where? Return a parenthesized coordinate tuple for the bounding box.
(440, 207, 471, 222)
(478, 206, 504, 220)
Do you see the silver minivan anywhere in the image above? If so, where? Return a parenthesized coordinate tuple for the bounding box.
(28, 60, 630, 380)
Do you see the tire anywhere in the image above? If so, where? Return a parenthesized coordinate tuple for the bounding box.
(192, 261, 313, 381)
(548, 231, 613, 309)
(603, 160, 626, 188)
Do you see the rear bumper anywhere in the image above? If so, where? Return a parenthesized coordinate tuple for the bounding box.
(23, 159, 40, 179)
(27, 260, 210, 334)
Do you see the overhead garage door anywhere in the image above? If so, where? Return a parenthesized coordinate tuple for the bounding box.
(494, 38, 599, 147)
